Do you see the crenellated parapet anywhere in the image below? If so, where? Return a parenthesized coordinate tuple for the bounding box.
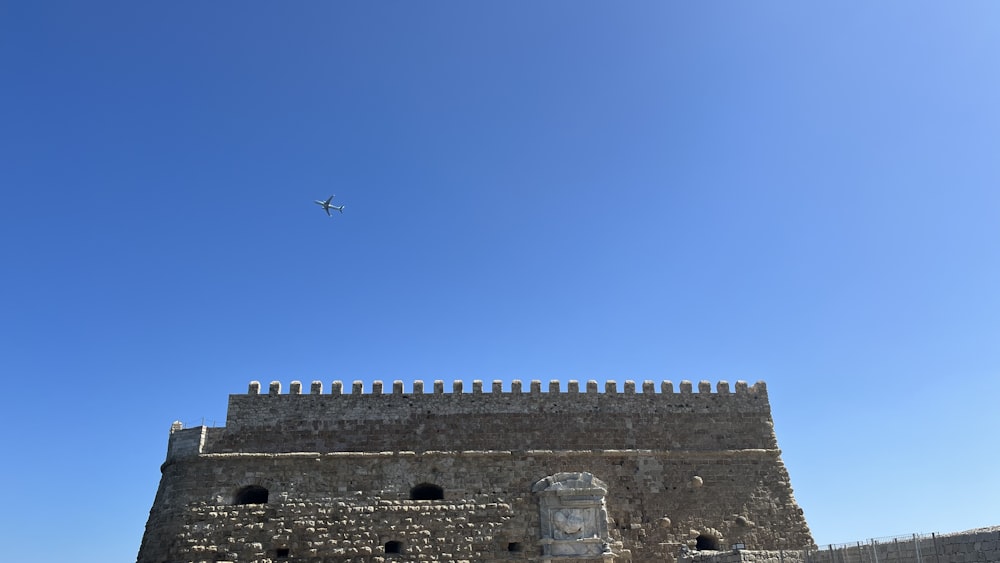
(246, 379, 767, 396)
(215, 378, 777, 454)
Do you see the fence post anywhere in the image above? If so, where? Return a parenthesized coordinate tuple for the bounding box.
(872, 540, 880, 563)
(914, 534, 923, 563)
(931, 533, 941, 563)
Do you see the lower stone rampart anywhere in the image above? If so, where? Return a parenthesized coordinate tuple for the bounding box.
(138, 448, 811, 562)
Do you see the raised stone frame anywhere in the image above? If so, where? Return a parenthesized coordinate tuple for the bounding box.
(533, 472, 613, 561)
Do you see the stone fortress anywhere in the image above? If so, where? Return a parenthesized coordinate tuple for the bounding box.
(137, 378, 815, 563)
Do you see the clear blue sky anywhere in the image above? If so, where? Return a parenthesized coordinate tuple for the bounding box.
(2, 2, 998, 561)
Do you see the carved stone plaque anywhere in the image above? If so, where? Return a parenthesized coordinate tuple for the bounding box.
(533, 472, 612, 559)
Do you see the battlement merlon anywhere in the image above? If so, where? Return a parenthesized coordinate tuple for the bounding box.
(165, 422, 207, 462)
(244, 379, 767, 396)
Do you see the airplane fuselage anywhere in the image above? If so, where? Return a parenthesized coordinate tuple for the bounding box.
(315, 196, 344, 216)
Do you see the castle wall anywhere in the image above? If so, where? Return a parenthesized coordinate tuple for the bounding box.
(137, 379, 813, 563)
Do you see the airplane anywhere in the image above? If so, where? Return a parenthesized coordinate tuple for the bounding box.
(314, 195, 345, 216)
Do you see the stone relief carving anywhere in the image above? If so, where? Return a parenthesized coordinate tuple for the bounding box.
(533, 472, 613, 560)
(553, 509, 586, 537)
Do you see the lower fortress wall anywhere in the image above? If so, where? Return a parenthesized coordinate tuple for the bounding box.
(139, 449, 810, 562)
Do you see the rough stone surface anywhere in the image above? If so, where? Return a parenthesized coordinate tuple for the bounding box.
(137, 379, 813, 562)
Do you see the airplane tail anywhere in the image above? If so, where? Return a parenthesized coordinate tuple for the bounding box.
(338, 206, 345, 213)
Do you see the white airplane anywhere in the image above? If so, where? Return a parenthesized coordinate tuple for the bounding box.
(314, 195, 345, 216)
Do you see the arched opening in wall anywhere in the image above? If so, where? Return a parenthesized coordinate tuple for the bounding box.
(233, 485, 269, 505)
(384, 541, 403, 554)
(696, 534, 720, 551)
(410, 483, 444, 500)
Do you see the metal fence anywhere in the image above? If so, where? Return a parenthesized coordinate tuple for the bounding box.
(805, 533, 963, 563)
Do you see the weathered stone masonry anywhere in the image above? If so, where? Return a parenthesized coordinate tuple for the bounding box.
(137, 379, 813, 562)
